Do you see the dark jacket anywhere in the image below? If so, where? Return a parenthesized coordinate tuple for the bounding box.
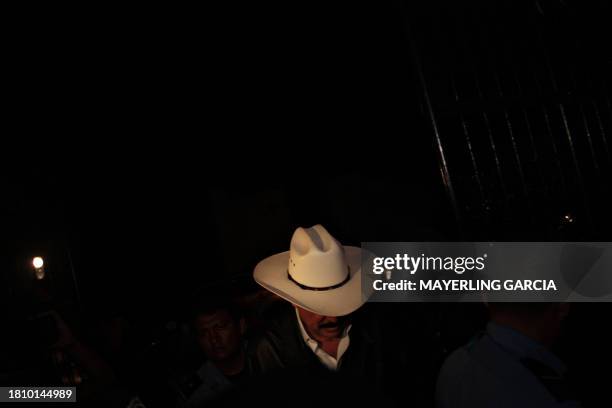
(249, 305, 385, 391)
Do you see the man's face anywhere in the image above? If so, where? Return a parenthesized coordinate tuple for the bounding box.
(296, 306, 350, 342)
(194, 310, 242, 362)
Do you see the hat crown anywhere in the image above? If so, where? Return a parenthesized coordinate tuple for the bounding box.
(288, 225, 348, 288)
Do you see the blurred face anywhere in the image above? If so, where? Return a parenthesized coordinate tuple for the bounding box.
(194, 310, 242, 362)
(296, 307, 350, 342)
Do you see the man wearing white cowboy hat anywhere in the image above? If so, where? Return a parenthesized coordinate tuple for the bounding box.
(250, 224, 383, 387)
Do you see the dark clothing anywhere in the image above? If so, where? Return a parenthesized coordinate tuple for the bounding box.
(250, 305, 385, 391)
(215, 304, 434, 407)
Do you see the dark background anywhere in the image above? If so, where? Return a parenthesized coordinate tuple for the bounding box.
(3, 0, 610, 315)
(1, 0, 611, 405)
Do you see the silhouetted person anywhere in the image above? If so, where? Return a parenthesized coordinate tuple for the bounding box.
(436, 302, 581, 408)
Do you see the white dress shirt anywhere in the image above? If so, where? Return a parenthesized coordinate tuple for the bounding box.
(295, 308, 352, 371)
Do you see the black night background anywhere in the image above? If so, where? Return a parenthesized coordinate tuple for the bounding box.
(2, 1, 611, 407)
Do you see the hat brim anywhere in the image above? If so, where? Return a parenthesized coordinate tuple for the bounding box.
(253, 246, 369, 317)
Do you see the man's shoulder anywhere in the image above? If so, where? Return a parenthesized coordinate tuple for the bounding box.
(437, 337, 515, 408)
(438, 333, 514, 381)
(436, 334, 568, 408)
(437, 342, 476, 383)
(247, 305, 306, 372)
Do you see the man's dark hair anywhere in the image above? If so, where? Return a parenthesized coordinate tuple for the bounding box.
(189, 295, 243, 324)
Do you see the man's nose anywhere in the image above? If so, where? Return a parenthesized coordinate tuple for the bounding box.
(207, 331, 222, 346)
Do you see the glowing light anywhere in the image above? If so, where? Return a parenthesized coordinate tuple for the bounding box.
(33, 257, 44, 269)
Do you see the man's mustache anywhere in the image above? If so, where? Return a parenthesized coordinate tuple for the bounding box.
(319, 321, 341, 329)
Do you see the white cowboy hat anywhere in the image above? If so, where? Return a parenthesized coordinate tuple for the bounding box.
(253, 224, 369, 317)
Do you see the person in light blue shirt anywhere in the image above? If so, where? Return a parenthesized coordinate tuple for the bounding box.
(436, 303, 582, 408)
